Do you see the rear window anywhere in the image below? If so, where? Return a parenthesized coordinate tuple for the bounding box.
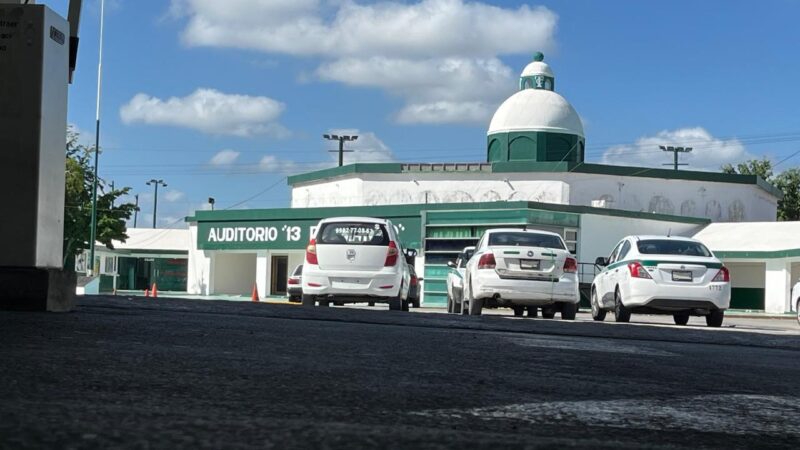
(488, 232, 565, 250)
(636, 240, 712, 257)
(318, 222, 390, 246)
(292, 265, 303, 276)
(458, 249, 475, 268)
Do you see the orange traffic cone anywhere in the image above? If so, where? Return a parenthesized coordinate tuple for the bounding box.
(251, 284, 259, 302)
(151, 283, 158, 298)
(144, 288, 150, 297)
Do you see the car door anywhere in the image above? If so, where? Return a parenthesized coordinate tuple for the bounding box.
(597, 240, 623, 307)
(606, 239, 632, 301)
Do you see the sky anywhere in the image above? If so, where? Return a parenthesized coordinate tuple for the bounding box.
(46, 0, 800, 229)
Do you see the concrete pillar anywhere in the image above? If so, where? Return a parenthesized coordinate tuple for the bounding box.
(764, 259, 791, 313)
(256, 251, 269, 299)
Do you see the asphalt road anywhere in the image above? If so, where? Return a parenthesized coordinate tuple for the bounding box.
(1, 296, 799, 449)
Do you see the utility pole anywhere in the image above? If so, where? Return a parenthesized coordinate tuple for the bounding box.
(323, 134, 358, 167)
(88, 0, 106, 276)
(146, 179, 167, 228)
(208, 197, 216, 211)
(133, 194, 139, 228)
(660, 146, 693, 170)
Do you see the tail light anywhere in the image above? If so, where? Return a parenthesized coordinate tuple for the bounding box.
(563, 257, 578, 273)
(288, 278, 300, 285)
(628, 261, 652, 279)
(712, 266, 730, 282)
(305, 239, 318, 265)
(410, 275, 418, 287)
(477, 252, 496, 269)
(384, 241, 399, 266)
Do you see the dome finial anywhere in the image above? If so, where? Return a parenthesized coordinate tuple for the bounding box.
(533, 51, 544, 62)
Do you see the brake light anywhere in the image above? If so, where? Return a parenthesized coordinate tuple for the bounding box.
(563, 257, 578, 273)
(288, 278, 300, 285)
(478, 252, 496, 269)
(305, 239, 318, 265)
(712, 266, 730, 282)
(410, 276, 418, 287)
(384, 241, 398, 266)
(628, 261, 652, 279)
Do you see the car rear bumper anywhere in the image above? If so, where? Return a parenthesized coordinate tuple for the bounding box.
(287, 286, 303, 297)
(623, 279, 731, 311)
(302, 269, 403, 299)
(472, 270, 579, 304)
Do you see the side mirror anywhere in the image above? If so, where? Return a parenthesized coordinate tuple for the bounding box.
(417, 277, 424, 281)
(405, 248, 418, 258)
(595, 256, 609, 266)
(447, 261, 456, 268)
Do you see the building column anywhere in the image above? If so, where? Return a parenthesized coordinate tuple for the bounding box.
(256, 251, 269, 300)
(764, 259, 791, 313)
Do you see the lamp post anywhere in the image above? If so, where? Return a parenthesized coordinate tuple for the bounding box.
(146, 179, 167, 228)
(323, 134, 358, 167)
(208, 197, 215, 211)
(660, 145, 693, 170)
(133, 194, 139, 228)
(87, 0, 106, 276)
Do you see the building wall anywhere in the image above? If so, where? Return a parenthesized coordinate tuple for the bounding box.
(211, 252, 257, 295)
(188, 224, 212, 295)
(292, 172, 777, 222)
(725, 262, 766, 309)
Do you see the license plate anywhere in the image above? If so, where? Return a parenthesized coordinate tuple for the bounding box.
(672, 270, 692, 282)
(520, 259, 541, 270)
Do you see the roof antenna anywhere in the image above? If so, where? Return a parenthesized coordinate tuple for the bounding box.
(667, 228, 672, 237)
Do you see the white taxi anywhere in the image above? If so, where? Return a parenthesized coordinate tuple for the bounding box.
(462, 228, 580, 319)
(302, 217, 411, 311)
(445, 246, 474, 314)
(591, 235, 731, 327)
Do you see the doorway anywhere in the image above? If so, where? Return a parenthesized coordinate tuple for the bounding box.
(270, 255, 288, 296)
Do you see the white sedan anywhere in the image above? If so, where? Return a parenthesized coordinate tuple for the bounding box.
(445, 246, 474, 314)
(591, 235, 731, 327)
(793, 279, 800, 326)
(462, 228, 580, 319)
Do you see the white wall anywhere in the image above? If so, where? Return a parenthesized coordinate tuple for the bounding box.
(577, 214, 705, 264)
(187, 224, 211, 295)
(211, 252, 257, 295)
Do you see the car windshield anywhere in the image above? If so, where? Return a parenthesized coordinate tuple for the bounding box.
(292, 265, 303, 276)
(318, 222, 390, 245)
(636, 239, 712, 257)
(488, 232, 565, 250)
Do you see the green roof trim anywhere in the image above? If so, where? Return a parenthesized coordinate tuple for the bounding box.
(187, 200, 708, 226)
(283, 161, 782, 199)
(713, 248, 800, 259)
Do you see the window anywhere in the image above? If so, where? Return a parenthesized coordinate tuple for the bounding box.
(488, 232, 566, 250)
(608, 241, 624, 264)
(564, 228, 578, 254)
(318, 222, 389, 246)
(458, 248, 475, 268)
(636, 240, 711, 257)
(618, 240, 632, 261)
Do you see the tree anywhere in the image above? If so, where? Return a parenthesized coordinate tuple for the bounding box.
(64, 127, 136, 268)
(721, 158, 800, 221)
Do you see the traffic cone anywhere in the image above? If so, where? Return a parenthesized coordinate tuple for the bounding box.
(151, 283, 158, 298)
(251, 284, 259, 302)
(144, 288, 150, 297)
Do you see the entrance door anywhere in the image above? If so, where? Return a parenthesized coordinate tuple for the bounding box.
(270, 255, 288, 296)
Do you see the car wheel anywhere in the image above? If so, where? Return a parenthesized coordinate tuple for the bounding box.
(527, 306, 538, 318)
(796, 299, 799, 326)
(706, 310, 724, 327)
(541, 305, 556, 319)
(468, 281, 483, 316)
(614, 288, 631, 323)
(301, 294, 315, 307)
(401, 299, 410, 312)
(591, 289, 606, 321)
(446, 293, 454, 313)
(673, 313, 690, 326)
(561, 302, 577, 320)
(512, 306, 525, 317)
(412, 298, 420, 308)
(388, 298, 402, 310)
(368, 302, 375, 307)
(319, 300, 330, 307)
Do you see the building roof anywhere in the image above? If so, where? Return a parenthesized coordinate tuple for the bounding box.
(521, 60, 554, 78)
(487, 89, 584, 137)
(102, 228, 191, 253)
(694, 222, 800, 257)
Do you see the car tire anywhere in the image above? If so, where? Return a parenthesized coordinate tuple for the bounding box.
(706, 309, 724, 327)
(412, 298, 420, 308)
(673, 313, 690, 326)
(512, 306, 525, 317)
(527, 306, 538, 318)
(541, 305, 556, 319)
(402, 299, 410, 312)
(368, 302, 375, 307)
(301, 294, 315, 307)
(561, 302, 577, 320)
(446, 293, 454, 313)
(388, 298, 402, 311)
(318, 300, 330, 307)
(469, 297, 483, 316)
(591, 289, 606, 322)
(614, 289, 631, 323)
(796, 299, 799, 326)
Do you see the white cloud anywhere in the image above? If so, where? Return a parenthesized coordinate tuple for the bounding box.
(209, 149, 241, 166)
(601, 127, 754, 171)
(163, 190, 185, 202)
(326, 129, 396, 163)
(119, 88, 288, 137)
(170, 0, 557, 124)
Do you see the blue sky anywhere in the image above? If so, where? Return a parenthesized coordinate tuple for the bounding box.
(48, 0, 800, 228)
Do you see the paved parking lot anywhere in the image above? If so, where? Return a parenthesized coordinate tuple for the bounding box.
(1, 295, 798, 449)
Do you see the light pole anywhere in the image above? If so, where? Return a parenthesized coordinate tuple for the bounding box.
(146, 179, 167, 228)
(133, 194, 139, 228)
(660, 145, 693, 170)
(323, 134, 358, 167)
(87, 0, 106, 276)
(208, 197, 215, 211)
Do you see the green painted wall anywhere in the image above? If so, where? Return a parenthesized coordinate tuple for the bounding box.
(730, 287, 765, 310)
(487, 131, 584, 163)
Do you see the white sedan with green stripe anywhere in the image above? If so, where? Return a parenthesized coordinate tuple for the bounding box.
(591, 236, 731, 327)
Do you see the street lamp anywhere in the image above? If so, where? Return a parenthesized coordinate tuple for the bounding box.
(660, 145, 693, 170)
(146, 179, 167, 228)
(208, 197, 215, 211)
(323, 134, 358, 167)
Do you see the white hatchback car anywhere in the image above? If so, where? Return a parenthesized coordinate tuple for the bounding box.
(302, 217, 411, 311)
(462, 228, 580, 319)
(445, 246, 474, 314)
(591, 235, 731, 327)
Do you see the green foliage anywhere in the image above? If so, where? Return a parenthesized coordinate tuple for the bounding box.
(64, 127, 137, 266)
(721, 158, 799, 221)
